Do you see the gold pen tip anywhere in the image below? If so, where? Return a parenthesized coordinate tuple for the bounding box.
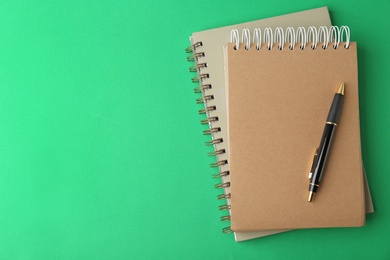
(337, 83, 345, 95)
(308, 191, 314, 202)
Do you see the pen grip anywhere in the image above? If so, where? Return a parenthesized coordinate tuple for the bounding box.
(326, 94, 344, 124)
(309, 124, 336, 192)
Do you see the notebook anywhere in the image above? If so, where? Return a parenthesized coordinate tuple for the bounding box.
(225, 26, 365, 231)
(187, 8, 374, 241)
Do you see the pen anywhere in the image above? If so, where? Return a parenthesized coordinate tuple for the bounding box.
(308, 83, 345, 202)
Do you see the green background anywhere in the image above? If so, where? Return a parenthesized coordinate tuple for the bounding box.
(0, 0, 388, 259)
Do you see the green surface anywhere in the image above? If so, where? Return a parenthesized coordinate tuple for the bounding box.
(0, 0, 389, 259)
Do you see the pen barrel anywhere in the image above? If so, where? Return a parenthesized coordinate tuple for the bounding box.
(326, 93, 344, 124)
(309, 124, 336, 192)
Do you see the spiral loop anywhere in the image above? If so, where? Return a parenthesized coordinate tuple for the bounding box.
(196, 95, 214, 104)
(211, 171, 229, 178)
(192, 73, 209, 83)
(329, 26, 341, 49)
(203, 127, 221, 135)
(187, 52, 205, 62)
(231, 29, 240, 50)
(253, 28, 262, 50)
(215, 182, 230, 189)
(204, 138, 223, 146)
(201, 116, 219, 125)
(198, 106, 216, 114)
(307, 26, 318, 49)
(275, 27, 284, 50)
(193, 84, 212, 93)
(219, 204, 231, 211)
(264, 28, 273, 50)
(318, 26, 329, 49)
(340, 26, 350, 49)
(220, 215, 231, 222)
(296, 27, 307, 50)
(222, 227, 234, 234)
(217, 193, 231, 200)
(242, 28, 251, 50)
(189, 63, 207, 72)
(207, 148, 225, 156)
(185, 41, 202, 53)
(286, 27, 296, 50)
(210, 160, 228, 168)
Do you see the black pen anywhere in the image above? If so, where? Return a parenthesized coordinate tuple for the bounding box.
(308, 83, 345, 202)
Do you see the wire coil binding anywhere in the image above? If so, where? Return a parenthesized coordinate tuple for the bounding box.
(215, 182, 230, 189)
(194, 84, 212, 94)
(185, 41, 203, 53)
(217, 193, 231, 200)
(191, 73, 209, 83)
(189, 63, 207, 72)
(230, 26, 351, 51)
(187, 52, 205, 62)
(220, 215, 231, 222)
(210, 160, 228, 168)
(186, 37, 232, 234)
(201, 116, 219, 125)
(207, 148, 225, 156)
(196, 95, 214, 104)
(211, 171, 229, 178)
(203, 127, 221, 135)
(222, 227, 234, 234)
(198, 106, 216, 114)
(219, 204, 231, 211)
(204, 138, 223, 146)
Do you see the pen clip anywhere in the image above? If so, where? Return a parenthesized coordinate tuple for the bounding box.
(308, 148, 319, 179)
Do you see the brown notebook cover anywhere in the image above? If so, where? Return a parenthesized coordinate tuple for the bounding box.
(226, 33, 365, 231)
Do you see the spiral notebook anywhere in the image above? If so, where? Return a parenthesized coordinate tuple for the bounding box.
(225, 26, 366, 231)
(187, 8, 373, 241)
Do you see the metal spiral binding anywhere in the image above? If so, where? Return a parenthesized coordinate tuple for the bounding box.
(222, 227, 234, 234)
(207, 148, 225, 156)
(203, 127, 221, 135)
(185, 41, 202, 53)
(212, 171, 229, 178)
(220, 215, 231, 221)
(204, 138, 223, 146)
(198, 106, 216, 114)
(186, 39, 232, 235)
(210, 160, 227, 168)
(214, 182, 230, 189)
(219, 204, 231, 211)
(189, 63, 208, 72)
(194, 84, 212, 94)
(192, 73, 209, 83)
(201, 116, 219, 125)
(196, 95, 214, 104)
(230, 26, 351, 51)
(217, 193, 231, 200)
(187, 52, 205, 62)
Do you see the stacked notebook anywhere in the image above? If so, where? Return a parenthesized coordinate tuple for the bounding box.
(186, 7, 373, 242)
